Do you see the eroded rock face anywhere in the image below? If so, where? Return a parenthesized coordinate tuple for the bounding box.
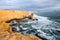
(0, 31, 42, 40)
(0, 10, 42, 40)
(0, 10, 34, 22)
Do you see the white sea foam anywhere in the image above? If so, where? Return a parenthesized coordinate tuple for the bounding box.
(11, 14, 60, 40)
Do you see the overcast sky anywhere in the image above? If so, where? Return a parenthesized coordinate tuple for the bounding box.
(0, 0, 60, 9)
(0, 0, 60, 15)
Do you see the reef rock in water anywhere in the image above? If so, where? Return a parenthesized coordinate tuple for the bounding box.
(0, 31, 42, 40)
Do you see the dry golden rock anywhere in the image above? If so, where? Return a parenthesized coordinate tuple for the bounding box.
(0, 10, 34, 32)
(0, 10, 42, 40)
(0, 31, 42, 40)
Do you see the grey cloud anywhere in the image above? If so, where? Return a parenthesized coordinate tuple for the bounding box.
(0, 0, 60, 11)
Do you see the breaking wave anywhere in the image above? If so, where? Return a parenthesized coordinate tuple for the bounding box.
(11, 14, 60, 40)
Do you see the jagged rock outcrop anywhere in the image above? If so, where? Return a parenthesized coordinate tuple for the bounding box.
(0, 31, 42, 40)
(0, 10, 42, 40)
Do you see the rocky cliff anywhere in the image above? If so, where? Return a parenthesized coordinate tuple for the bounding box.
(0, 31, 42, 40)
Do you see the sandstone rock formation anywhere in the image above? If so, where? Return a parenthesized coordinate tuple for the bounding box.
(0, 10, 42, 40)
(0, 10, 34, 32)
(0, 31, 42, 40)
(0, 10, 34, 22)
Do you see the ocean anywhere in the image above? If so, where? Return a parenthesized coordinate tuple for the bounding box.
(10, 14, 60, 40)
